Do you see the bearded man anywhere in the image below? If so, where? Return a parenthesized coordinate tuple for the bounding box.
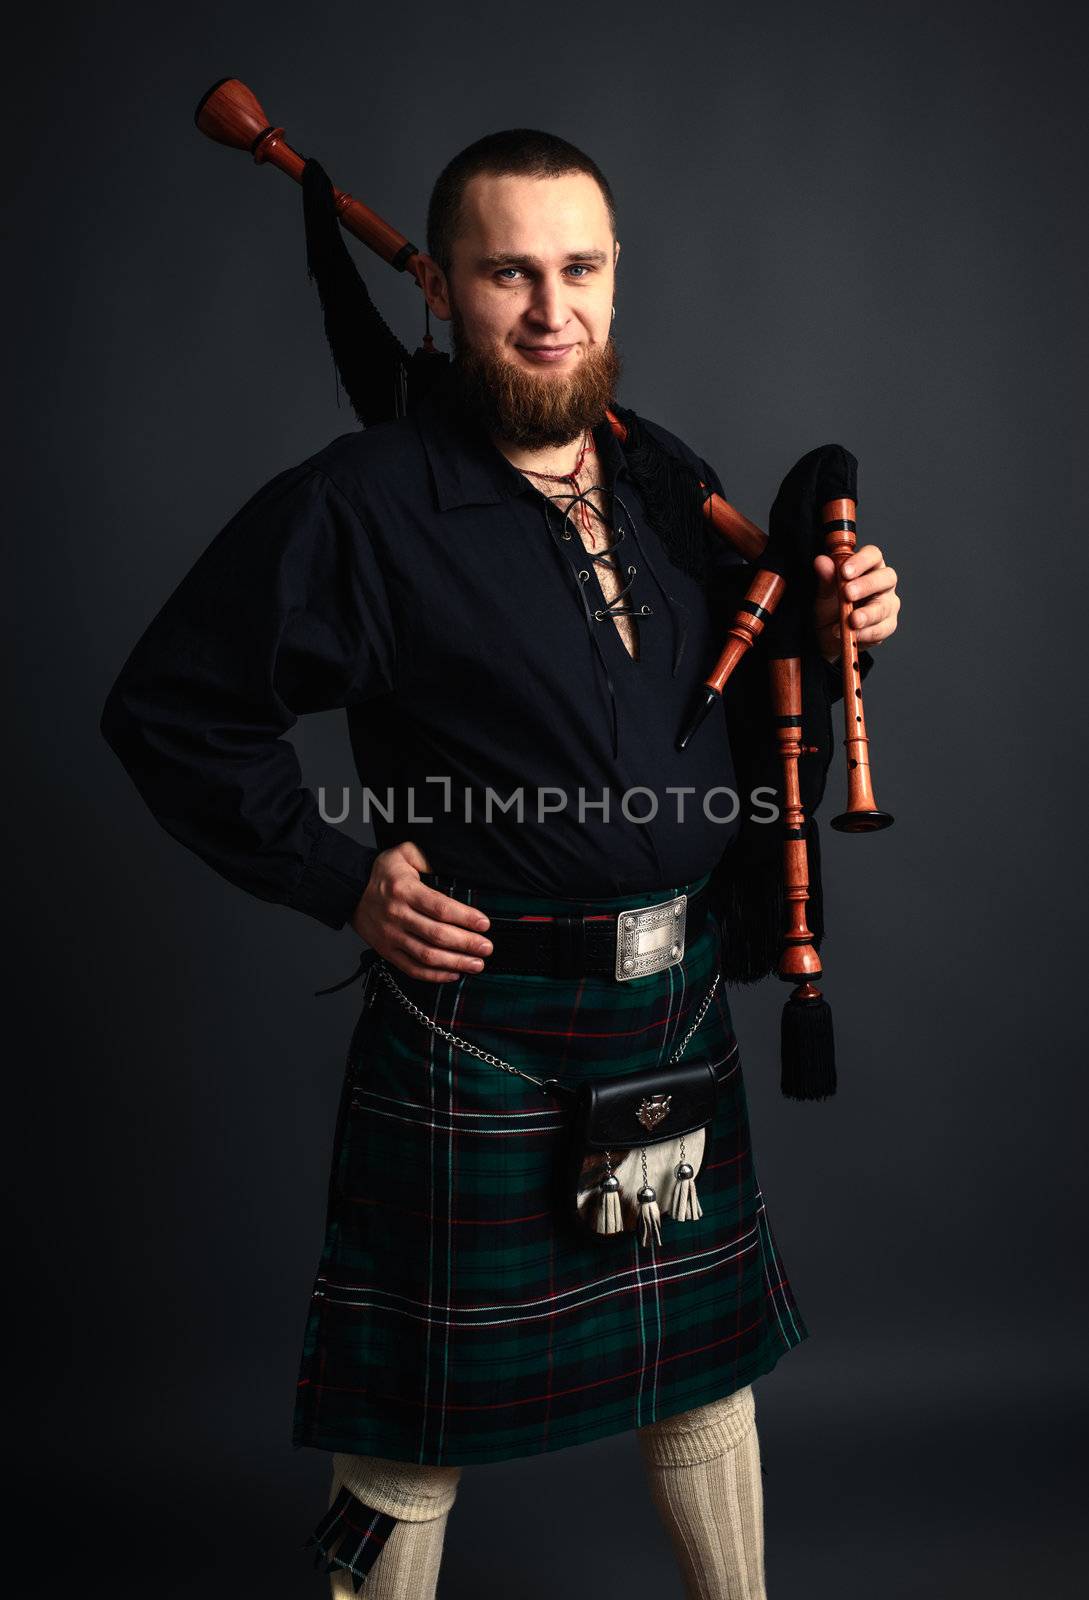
(101, 127, 901, 1599)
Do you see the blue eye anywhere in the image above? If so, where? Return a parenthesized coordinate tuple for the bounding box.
(492, 264, 596, 282)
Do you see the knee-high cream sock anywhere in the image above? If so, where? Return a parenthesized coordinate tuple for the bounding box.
(636, 1383, 767, 1600)
(326, 1451, 463, 1599)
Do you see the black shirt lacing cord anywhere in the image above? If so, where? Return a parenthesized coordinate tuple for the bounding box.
(524, 440, 690, 673)
(520, 437, 648, 624)
(549, 482, 650, 624)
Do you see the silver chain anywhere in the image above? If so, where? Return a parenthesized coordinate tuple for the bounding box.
(374, 961, 720, 1096)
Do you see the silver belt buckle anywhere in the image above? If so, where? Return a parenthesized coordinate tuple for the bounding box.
(615, 893, 687, 981)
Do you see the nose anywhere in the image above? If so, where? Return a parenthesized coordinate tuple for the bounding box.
(524, 275, 568, 334)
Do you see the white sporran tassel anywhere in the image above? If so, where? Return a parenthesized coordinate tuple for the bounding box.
(670, 1159, 704, 1221)
(596, 1172, 624, 1234)
(637, 1151, 663, 1246)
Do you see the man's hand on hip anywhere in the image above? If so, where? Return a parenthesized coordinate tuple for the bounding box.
(350, 840, 493, 983)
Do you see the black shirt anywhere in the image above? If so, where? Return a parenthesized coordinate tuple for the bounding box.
(100, 368, 838, 930)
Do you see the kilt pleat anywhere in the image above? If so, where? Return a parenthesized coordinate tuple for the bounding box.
(292, 873, 809, 1466)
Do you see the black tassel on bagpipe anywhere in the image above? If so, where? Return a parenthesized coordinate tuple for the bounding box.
(780, 979, 837, 1100)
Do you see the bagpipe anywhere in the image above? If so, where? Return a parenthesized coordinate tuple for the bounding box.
(193, 78, 893, 1099)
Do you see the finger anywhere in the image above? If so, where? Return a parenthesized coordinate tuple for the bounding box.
(851, 626, 896, 649)
(846, 598, 886, 630)
(843, 565, 897, 603)
(848, 592, 901, 632)
(813, 553, 838, 588)
(849, 610, 899, 646)
(398, 905, 493, 956)
(394, 933, 487, 975)
(385, 949, 459, 984)
(840, 544, 884, 579)
(396, 879, 491, 932)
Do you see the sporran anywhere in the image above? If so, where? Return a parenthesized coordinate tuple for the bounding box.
(372, 961, 721, 1246)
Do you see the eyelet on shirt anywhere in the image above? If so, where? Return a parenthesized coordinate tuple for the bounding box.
(628, 565, 637, 576)
(578, 570, 590, 582)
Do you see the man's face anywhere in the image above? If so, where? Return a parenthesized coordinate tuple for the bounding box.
(422, 170, 622, 447)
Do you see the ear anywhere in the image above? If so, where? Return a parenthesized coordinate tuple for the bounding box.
(413, 252, 452, 322)
(613, 238, 621, 272)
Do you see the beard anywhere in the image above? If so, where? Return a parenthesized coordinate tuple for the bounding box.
(450, 307, 622, 450)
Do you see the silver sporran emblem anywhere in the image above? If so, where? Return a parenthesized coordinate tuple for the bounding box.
(637, 1092, 672, 1132)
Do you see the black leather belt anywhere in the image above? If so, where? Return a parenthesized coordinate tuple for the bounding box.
(482, 883, 712, 980)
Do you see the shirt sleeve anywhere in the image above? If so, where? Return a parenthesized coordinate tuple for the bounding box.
(100, 461, 396, 931)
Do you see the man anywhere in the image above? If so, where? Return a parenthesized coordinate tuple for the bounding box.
(101, 128, 900, 1598)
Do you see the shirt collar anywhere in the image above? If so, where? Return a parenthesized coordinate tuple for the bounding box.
(414, 360, 628, 513)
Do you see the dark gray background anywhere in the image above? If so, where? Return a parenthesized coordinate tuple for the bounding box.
(11, 1, 1088, 1594)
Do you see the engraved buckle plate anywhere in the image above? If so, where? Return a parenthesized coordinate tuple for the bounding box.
(615, 893, 687, 981)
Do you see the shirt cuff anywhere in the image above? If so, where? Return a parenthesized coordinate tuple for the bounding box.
(287, 822, 377, 932)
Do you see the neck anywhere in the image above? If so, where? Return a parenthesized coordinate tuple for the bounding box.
(491, 430, 594, 477)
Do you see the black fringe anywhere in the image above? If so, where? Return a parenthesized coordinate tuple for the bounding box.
(610, 403, 716, 586)
(713, 818, 825, 985)
(406, 343, 452, 412)
(302, 158, 412, 427)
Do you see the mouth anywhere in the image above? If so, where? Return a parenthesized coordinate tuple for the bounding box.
(515, 343, 579, 364)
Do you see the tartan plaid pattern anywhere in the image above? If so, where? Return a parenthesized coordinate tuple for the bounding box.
(292, 872, 809, 1466)
(303, 1484, 396, 1592)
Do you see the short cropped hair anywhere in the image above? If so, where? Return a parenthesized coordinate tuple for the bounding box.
(426, 129, 617, 274)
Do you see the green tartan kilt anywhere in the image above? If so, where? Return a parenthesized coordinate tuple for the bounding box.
(292, 871, 809, 1466)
